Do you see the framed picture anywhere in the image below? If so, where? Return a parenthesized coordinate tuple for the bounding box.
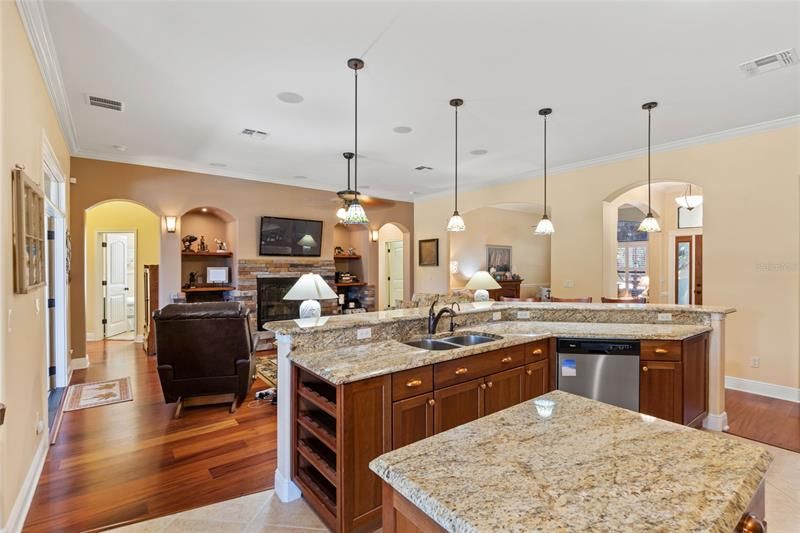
(12, 167, 46, 293)
(418, 238, 439, 267)
(487, 245, 512, 272)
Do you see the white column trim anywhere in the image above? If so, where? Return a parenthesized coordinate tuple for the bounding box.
(274, 333, 301, 502)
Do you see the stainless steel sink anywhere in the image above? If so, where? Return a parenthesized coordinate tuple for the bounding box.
(440, 334, 501, 346)
(404, 339, 460, 350)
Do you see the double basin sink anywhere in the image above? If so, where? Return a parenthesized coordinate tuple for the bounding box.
(404, 334, 501, 351)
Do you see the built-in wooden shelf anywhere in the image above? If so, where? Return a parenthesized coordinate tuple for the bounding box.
(334, 254, 361, 260)
(181, 251, 233, 257)
(335, 282, 367, 287)
(297, 384, 337, 417)
(182, 286, 235, 293)
(298, 413, 336, 451)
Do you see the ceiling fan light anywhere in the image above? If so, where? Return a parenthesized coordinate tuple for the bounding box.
(675, 195, 703, 210)
(534, 214, 555, 235)
(447, 211, 466, 232)
(336, 204, 348, 220)
(638, 212, 661, 233)
(343, 199, 368, 225)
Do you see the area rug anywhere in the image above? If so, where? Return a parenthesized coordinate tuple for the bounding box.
(255, 355, 278, 388)
(63, 377, 133, 412)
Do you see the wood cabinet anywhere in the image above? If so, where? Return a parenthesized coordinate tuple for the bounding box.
(488, 279, 523, 300)
(639, 360, 682, 423)
(523, 359, 549, 401)
(484, 367, 526, 415)
(392, 393, 434, 449)
(434, 378, 485, 433)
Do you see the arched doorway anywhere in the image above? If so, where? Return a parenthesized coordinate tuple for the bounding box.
(603, 181, 704, 303)
(84, 200, 161, 342)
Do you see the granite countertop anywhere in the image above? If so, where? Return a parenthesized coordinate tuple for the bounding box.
(370, 391, 772, 533)
(287, 321, 711, 385)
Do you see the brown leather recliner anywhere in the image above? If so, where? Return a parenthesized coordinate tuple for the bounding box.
(154, 302, 255, 416)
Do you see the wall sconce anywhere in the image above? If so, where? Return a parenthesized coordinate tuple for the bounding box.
(165, 216, 177, 233)
(449, 260, 459, 274)
(369, 229, 379, 242)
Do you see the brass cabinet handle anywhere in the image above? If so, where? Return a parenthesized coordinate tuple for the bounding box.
(406, 379, 423, 388)
(500, 356, 513, 364)
(642, 366, 649, 372)
(455, 367, 468, 375)
(427, 399, 436, 407)
(526, 369, 533, 376)
(532, 348, 543, 355)
(736, 513, 765, 533)
(654, 348, 669, 354)
(479, 383, 487, 390)
(486, 381, 493, 388)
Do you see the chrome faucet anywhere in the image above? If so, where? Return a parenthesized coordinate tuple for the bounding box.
(428, 296, 457, 335)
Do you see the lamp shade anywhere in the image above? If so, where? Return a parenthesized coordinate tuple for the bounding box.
(465, 271, 502, 291)
(638, 213, 661, 233)
(534, 214, 554, 235)
(675, 195, 703, 210)
(283, 274, 338, 301)
(297, 234, 318, 247)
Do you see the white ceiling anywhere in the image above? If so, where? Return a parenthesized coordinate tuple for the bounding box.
(39, 1, 800, 201)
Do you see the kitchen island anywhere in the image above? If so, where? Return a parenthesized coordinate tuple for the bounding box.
(371, 390, 771, 532)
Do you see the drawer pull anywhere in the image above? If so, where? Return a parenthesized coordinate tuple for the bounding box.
(428, 399, 436, 407)
(532, 348, 543, 355)
(526, 369, 533, 376)
(654, 348, 669, 354)
(642, 366, 649, 372)
(500, 356, 513, 364)
(455, 367, 469, 375)
(405, 379, 423, 388)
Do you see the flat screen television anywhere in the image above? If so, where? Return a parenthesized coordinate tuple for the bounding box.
(259, 216, 323, 257)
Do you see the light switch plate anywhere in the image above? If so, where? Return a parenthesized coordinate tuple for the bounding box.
(564, 279, 575, 288)
(357, 328, 372, 340)
(517, 311, 531, 319)
(492, 312, 502, 321)
(657, 313, 672, 322)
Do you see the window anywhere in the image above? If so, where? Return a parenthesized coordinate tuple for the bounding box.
(43, 167, 66, 212)
(617, 220, 648, 297)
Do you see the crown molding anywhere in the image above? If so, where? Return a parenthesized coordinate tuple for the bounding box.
(16, 0, 80, 153)
(413, 114, 800, 202)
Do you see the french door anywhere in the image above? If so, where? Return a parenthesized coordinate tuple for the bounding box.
(674, 234, 703, 305)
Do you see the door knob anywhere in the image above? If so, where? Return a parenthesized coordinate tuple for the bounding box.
(526, 369, 533, 376)
(427, 399, 436, 407)
(642, 366, 649, 372)
(486, 382, 493, 388)
(479, 383, 487, 390)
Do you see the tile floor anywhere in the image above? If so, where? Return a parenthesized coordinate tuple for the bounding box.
(113, 435, 800, 533)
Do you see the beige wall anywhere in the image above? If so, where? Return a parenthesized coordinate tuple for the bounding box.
(414, 125, 800, 389)
(449, 206, 550, 298)
(0, 2, 71, 526)
(69, 158, 414, 359)
(84, 201, 160, 340)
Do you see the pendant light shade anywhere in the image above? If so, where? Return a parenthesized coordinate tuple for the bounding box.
(534, 108, 554, 235)
(336, 152, 354, 220)
(638, 101, 661, 233)
(447, 98, 465, 232)
(675, 184, 703, 210)
(343, 58, 368, 225)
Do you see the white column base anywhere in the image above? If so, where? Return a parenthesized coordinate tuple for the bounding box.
(702, 411, 729, 432)
(274, 468, 302, 502)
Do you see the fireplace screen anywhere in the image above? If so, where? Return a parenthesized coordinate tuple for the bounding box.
(257, 277, 301, 329)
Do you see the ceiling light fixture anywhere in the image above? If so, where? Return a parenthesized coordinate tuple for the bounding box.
(446, 98, 466, 232)
(393, 126, 413, 134)
(336, 152, 355, 220)
(277, 92, 304, 104)
(638, 102, 661, 233)
(534, 108, 554, 235)
(470, 149, 488, 156)
(343, 58, 368, 225)
(675, 184, 703, 211)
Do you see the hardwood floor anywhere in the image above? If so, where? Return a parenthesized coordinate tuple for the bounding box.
(726, 388, 800, 453)
(23, 340, 277, 532)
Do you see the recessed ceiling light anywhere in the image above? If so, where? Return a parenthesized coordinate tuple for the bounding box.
(393, 126, 413, 134)
(415, 165, 433, 172)
(112, 144, 127, 152)
(293, 175, 308, 180)
(277, 92, 304, 104)
(209, 162, 227, 168)
(470, 149, 488, 156)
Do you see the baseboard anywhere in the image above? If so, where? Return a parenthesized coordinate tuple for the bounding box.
(0, 435, 48, 533)
(726, 376, 800, 403)
(134, 334, 144, 343)
(70, 354, 90, 370)
(85, 331, 101, 341)
(274, 468, 302, 502)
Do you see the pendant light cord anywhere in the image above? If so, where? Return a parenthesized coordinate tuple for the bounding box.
(354, 68, 358, 200)
(454, 104, 458, 212)
(647, 107, 652, 212)
(543, 113, 547, 215)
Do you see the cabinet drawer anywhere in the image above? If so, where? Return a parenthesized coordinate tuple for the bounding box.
(434, 347, 523, 389)
(641, 340, 682, 361)
(525, 339, 549, 363)
(392, 366, 433, 401)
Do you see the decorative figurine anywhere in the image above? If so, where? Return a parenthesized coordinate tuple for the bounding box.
(214, 238, 227, 252)
(334, 246, 345, 256)
(188, 271, 197, 288)
(348, 247, 356, 256)
(181, 234, 197, 252)
(198, 235, 208, 252)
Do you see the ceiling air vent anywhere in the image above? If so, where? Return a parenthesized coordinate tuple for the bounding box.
(740, 48, 798, 77)
(414, 165, 433, 172)
(87, 95, 124, 112)
(240, 128, 268, 140)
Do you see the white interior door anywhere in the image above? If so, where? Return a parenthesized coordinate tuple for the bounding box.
(387, 240, 404, 306)
(104, 234, 130, 337)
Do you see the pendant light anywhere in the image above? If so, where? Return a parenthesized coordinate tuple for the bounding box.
(675, 184, 703, 210)
(336, 152, 355, 220)
(446, 98, 466, 232)
(638, 101, 661, 233)
(343, 58, 368, 225)
(534, 107, 555, 235)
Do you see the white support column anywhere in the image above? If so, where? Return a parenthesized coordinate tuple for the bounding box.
(703, 313, 729, 431)
(274, 333, 302, 502)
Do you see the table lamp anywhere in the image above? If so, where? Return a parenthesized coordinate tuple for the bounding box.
(283, 273, 338, 318)
(465, 271, 502, 302)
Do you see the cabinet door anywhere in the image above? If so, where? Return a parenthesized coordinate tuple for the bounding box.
(392, 393, 435, 449)
(485, 367, 525, 416)
(640, 360, 682, 423)
(523, 359, 548, 401)
(434, 378, 485, 434)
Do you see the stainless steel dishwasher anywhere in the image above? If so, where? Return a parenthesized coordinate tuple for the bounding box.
(556, 339, 640, 411)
